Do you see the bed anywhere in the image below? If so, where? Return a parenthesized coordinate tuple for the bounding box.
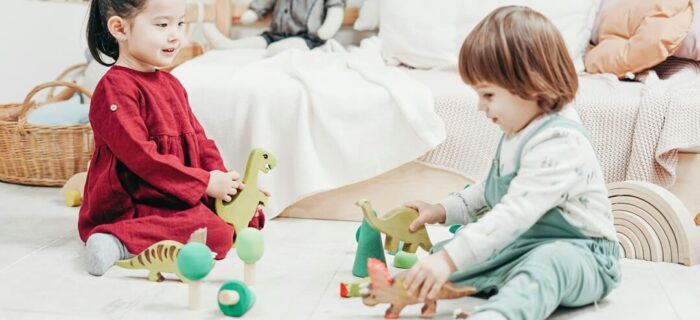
(178, 0, 700, 222)
(174, 50, 700, 219)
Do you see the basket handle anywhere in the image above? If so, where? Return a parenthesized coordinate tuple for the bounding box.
(16, 81, 93, 132)
(46, 63, 88, 101)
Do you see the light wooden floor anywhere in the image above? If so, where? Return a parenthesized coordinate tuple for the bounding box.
(1, 182, 700, 319)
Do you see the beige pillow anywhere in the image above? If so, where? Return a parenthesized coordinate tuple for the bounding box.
(585, 0, 694, 77)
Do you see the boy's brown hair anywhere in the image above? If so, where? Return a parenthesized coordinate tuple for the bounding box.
(458, 6, 577, 112)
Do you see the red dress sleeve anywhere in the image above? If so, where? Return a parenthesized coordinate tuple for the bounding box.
(89, 76, 210, 207)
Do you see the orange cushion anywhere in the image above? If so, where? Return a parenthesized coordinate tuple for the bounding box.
(585, 0, 694, 77)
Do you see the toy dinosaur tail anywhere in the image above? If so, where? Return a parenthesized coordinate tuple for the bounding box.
(440, 283, 477, 299)
(116, 240, 182, 269)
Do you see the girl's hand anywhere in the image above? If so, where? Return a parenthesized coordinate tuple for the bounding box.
(260, 188, 271, 197)
(404, 201, 447, 232)
(403, 250, 457, 301)
(206, 170, 245, 202)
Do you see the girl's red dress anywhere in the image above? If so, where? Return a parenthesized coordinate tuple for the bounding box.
(78, 66, 261, 259)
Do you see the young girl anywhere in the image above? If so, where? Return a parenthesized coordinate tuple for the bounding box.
(402, 6, 621, 320)
(79, 0, 265, 276)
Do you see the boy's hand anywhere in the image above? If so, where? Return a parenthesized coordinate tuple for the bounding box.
(404, 201, 447, 232)
(206, 170, 245, 202)
(403, 250, 457, 301)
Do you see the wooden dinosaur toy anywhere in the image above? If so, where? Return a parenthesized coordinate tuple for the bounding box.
(357, 200, 433, 254)
(216, 148, 277, 234)
(61, 162, 89, 207)
(361, 258, 476, 319)
(340, 277, 370, 298)
(61, 172, 86, 206)
(115, 228, 209, 282)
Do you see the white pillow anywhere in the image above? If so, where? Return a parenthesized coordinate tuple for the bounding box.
(498, 0, 601, 72)
(379, 0, 601, 71)
(353, 0, 380, 31)
(379, 0, 463, 69)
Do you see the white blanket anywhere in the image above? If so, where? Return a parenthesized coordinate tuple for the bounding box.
(173, 39, 446, 217)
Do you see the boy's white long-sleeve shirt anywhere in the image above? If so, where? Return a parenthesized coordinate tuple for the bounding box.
(439, 108, 618, 272)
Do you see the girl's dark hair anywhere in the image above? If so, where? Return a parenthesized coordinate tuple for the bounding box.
(87, 0, 147, 66)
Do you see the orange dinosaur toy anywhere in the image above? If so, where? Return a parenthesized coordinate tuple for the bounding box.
(361, 258, 476, 318)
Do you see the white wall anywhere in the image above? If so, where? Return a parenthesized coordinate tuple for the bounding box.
(0, 0, 371, 102)
(0, 0, 89, 102)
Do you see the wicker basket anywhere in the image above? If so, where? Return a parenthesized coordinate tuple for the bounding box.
(0, 81, 93, 186)
(45, 63, 88, 103)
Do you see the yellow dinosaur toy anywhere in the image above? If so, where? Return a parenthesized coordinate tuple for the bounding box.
(357, 200, 433, 254)
(115, 228, 208, 282)
(216, 149, 277, 234)
(361, 258, 476, 318)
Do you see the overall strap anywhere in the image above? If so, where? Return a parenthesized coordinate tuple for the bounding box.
(513, 116, 589, 171)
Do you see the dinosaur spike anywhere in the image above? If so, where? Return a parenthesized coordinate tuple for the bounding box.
(187, 227, 208, 244)
(367, 258, 393, 288)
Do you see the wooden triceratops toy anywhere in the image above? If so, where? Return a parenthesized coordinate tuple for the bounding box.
(361, 258, 476, 319)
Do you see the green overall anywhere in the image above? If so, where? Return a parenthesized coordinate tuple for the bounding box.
(435, 117, 621, 320)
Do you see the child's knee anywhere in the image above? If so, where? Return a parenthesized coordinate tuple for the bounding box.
(529, 241, 587, 269)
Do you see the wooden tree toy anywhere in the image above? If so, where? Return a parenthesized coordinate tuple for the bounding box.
(356, 224, 403, 255)
(218, 279, 256, 317)
(353, 216, 386, 278)
(357, 199, 433, 253)
(115, 228, 208, 282)
(236, 228, 264, 285)
(361, 258, 476, 319)
(216, 148, 277, 234)
(392, 251, 418, 269)
(177, 241, 215, 310)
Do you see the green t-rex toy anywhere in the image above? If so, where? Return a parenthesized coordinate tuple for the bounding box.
(216, 148, 277, 234)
